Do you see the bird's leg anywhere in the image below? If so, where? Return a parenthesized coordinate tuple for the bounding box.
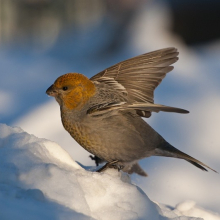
(96, 160, 124, 173)
(96, 160, 118, 173)
(89, 155, 104, 166)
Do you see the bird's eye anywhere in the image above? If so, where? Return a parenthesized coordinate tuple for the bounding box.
(62, 86, 68, 91)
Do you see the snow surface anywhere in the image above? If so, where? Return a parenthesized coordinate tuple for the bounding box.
(1, 123, 220, 220)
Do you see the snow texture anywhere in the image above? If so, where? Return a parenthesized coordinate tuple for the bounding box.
(0, 123, 219, 220)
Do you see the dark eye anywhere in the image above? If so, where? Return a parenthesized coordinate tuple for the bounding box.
(62, 86, 68, 91)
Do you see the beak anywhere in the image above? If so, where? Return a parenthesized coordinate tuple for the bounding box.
(46, 84, 57, 97)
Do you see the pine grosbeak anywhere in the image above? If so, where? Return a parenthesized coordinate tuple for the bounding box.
(46, 48, 216, 176)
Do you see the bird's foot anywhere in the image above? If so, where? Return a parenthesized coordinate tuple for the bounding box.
(96, 160, 124, 173)
(89, 155, 105, 166)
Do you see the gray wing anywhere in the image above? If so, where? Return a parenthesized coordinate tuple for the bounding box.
(91, 47, 178, 103)
(90, 47, 189, 117)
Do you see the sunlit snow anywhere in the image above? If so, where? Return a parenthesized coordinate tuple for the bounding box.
(1, 124, 219, 220)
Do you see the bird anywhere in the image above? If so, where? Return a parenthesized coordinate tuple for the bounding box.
(46, 47, 216, 176)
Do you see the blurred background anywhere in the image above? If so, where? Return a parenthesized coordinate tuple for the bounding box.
(1, 0, 220, 214)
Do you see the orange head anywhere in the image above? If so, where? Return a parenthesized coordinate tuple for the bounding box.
(46, 73, 96, 110)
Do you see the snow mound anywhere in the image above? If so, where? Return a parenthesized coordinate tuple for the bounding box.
(0, 124, 219, 220)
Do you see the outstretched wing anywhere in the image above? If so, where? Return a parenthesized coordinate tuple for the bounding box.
(91, 47, 178, 103)
(90, 47, 189, 117)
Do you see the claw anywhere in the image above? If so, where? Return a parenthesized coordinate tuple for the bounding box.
(96, 160, 124, 173)
(89, 155, 104, 166)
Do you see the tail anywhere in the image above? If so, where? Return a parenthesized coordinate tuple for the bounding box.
(154, 142, 217, 173)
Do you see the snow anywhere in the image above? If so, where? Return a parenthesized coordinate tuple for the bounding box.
(13, 100, 91, 165)
(1, 123, 219, 220)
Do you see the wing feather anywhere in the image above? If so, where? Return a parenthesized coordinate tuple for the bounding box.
(91, 47, 178, 104)
(124, 103, 189, 114)
(90, 47, 188, 117)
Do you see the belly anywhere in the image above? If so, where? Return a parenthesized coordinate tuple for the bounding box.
(63, 122, 101, 155)
(61, 112, 160, 162)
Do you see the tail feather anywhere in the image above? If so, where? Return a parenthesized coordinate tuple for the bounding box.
(180, 152, 217, 173)
(186, 160, 208, 172)
(155, 142, 217, 173)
